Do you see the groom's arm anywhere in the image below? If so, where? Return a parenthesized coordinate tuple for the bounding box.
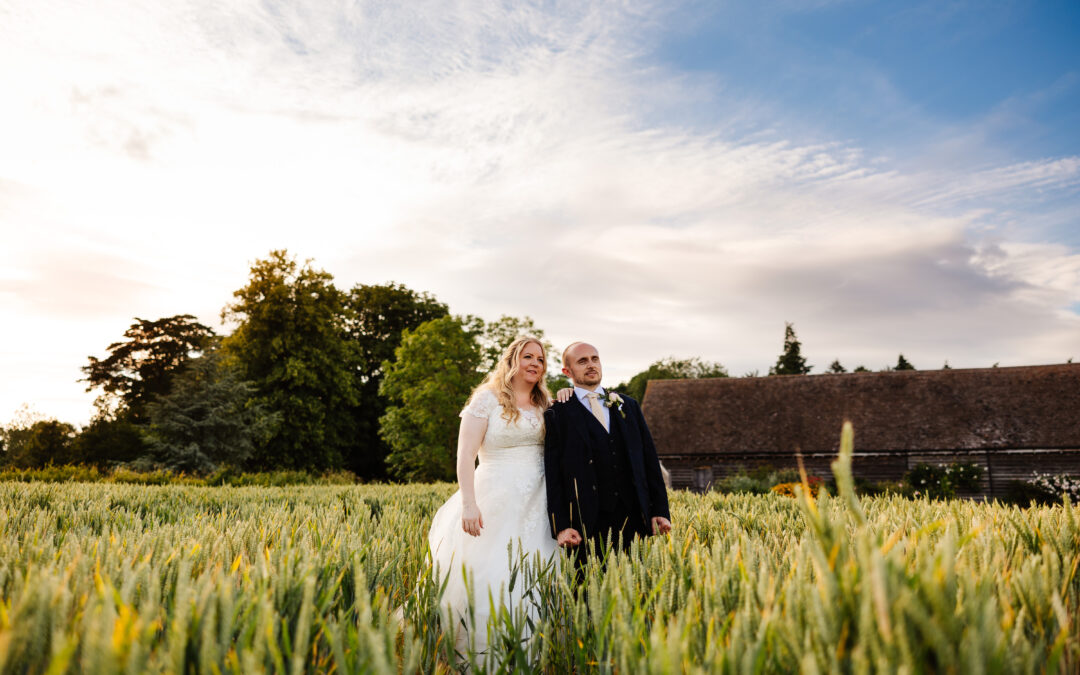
(543, 407, 573, 538)
(631, 399, 670, 522)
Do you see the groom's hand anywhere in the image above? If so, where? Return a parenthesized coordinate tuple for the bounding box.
(651, 517, 672, 536)
(556, 528, 582, 547)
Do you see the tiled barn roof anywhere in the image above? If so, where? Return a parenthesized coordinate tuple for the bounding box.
(642, 364, 1080, 456)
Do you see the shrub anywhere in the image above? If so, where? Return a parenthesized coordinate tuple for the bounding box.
(0, 464, 102, 483)
(1004, 479, 1059, 506)
(1029, 473, 1080, 502)
(853, 477, 910, 497)
(770, 476, 824, 498)
(0, 464, 357, 486)
(714, 465, 800, 495)
(904, 462, 983, 499)
(111, 468, 181, 485)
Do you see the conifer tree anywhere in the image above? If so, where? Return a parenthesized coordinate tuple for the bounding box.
(769, 323, 811, 375)
(145, 349, 278, 473)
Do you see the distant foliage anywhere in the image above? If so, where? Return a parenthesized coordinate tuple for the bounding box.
(827, 359, 847, 373)
(1, 409, 78, 469)
(769, 322, 811, 375)
(379, 316, 483, 482)
(617, 357, 729, 402)
(895, 353, 916, 370)
(71, 416, 146, 467)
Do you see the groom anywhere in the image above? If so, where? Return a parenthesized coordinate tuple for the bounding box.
(544, 342, 671, 562)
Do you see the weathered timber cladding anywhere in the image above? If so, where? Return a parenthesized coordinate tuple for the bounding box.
(642, 364, 1080, 497)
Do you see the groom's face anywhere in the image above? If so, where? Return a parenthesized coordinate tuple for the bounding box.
(563, 343, 603, 388)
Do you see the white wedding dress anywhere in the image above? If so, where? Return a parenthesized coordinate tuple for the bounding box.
(427, 388, 557, 658)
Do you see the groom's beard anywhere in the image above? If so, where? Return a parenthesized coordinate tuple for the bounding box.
(575, 370, 602, 387)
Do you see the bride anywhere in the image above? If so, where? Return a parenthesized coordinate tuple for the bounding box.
(427, 336, 558, 660)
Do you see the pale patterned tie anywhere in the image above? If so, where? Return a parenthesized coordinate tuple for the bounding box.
(586, 392, 608, 432)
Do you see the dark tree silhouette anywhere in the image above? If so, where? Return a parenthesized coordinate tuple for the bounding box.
(769, 323, 811, 375)
(81, 315, 214, 423)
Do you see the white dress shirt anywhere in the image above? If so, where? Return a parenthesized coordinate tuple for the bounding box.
(573, 385, 610, 430)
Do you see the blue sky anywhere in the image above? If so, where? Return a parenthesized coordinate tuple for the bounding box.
(0, 0, 1078, 424)
(657, 2, 1080, 163)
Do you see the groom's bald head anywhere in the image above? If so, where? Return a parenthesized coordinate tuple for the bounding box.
(562, 342, 602, 388)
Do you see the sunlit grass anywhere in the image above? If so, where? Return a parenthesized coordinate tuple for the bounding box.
(0, 441, 1077, 673)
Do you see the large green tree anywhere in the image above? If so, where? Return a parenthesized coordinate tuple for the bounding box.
(222, 250, 359, 471)
(145, 349, 278, 473)
(769, 322, 812, 376)
(615, 357, 729, 402)
(344, 283, 448, 478)
(81, 315, 214, 422)
(379, 316, 482, 482)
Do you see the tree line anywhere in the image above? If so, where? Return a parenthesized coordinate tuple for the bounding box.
(768, 321, 925, 376)
(1, 251, 572, 481)
(1, 252, 945, 482)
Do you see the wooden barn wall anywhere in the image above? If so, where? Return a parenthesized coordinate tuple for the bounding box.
(643, 364, 1080, 498)
(660, 449, 1080, 499)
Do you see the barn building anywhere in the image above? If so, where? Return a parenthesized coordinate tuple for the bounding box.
(642, 363, 1080, 498)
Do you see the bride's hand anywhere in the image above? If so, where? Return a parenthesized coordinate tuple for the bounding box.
(462, 502, 484, 537)
(555, 387, 574, 403)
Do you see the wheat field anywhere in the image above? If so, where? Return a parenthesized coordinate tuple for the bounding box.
(1, 430, 1078, 673)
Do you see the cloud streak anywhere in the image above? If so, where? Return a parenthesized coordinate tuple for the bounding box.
(0, 0, 1077, 424)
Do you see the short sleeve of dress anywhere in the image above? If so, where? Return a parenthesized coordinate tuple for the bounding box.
(460, 389, 497, 419)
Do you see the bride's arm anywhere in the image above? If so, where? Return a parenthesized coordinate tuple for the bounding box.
(457, 413, 488, 536)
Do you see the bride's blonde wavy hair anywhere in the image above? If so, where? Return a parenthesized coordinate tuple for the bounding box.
(474, 336, 552, 423)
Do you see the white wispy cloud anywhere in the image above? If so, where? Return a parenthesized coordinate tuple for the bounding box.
(0, 0, 1077, 424)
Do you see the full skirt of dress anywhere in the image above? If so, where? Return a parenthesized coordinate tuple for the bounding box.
(428, 450, 557, 658)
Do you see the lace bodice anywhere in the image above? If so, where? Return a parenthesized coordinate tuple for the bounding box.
(461, 389, 545, 458)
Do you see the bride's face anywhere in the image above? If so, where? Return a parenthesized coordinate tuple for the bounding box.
(514, 342, 546, 386)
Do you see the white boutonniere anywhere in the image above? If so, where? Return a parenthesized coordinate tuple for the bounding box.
(603, 392, 626, 418)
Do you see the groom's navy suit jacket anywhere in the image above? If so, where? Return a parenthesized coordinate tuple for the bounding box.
(543, 393, 670, 538)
